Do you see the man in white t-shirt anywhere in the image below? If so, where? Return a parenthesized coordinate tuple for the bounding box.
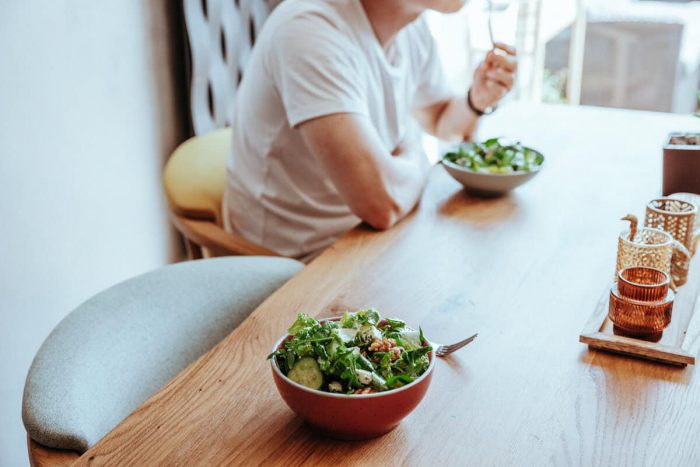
(224, 0, 517, 261)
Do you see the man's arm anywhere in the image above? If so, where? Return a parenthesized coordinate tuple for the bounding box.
(415, 43, 517, 142)
(414, 96, 480, 142)
(298, 113, 430, 230)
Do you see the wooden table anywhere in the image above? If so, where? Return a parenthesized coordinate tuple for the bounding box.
(78, 104, 700, 465)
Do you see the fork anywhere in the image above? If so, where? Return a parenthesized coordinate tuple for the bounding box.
(433, 333, 478, 357)
(486, 0, 495, 48)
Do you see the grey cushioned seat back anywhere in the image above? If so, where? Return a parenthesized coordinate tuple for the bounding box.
(22, 256, 303, 453)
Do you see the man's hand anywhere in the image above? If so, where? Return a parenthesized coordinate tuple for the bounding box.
(470, 43, 518, 112)
(413, 43, 517, 142)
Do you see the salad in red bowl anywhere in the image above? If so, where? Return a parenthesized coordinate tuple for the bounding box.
(269, 309, 432, 394)
(268, 309, 435, 439)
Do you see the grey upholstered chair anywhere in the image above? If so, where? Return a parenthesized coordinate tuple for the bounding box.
(23, 256, 303, 465)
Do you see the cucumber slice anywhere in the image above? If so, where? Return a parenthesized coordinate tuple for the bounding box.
(287, 357, 323, 390)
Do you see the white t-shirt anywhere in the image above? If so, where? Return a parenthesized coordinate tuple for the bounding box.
(224, 0, 452, 260)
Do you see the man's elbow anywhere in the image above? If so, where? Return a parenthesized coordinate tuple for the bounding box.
(361, 202, 401, 231)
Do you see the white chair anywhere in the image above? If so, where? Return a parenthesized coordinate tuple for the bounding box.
(164, 0, 282, 259)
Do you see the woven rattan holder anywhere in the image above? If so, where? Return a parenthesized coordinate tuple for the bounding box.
(609, 267, 675, 339)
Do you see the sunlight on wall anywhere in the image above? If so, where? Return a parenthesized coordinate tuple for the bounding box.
(0, 2, 187, 464)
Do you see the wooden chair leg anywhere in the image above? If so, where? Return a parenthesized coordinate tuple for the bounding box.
(202, 246, 213, 258)
(27, 436, 79, 467)
(185, 239, 204, 259)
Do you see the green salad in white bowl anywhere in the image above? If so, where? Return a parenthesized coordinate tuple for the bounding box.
(441, 138, 545, 196)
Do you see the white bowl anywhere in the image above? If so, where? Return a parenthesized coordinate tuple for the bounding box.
(441, 152, 544, 197)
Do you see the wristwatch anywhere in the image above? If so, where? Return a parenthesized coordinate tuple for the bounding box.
(467, 87, 496, 117)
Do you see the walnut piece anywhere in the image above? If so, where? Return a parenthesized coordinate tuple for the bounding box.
(368, 338, 397, 353)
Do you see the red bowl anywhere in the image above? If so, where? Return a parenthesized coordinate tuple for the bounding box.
(269, 326, 435, 440)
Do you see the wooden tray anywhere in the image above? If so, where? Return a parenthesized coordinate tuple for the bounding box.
(580, 254, 700, 366)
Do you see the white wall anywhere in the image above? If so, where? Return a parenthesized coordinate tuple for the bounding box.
(0, 1, 188, 464)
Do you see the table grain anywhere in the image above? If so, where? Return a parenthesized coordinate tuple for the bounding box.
(77, 103, 700, 466)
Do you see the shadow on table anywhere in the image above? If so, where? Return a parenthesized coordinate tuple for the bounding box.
(260, 358, 475, 464)
(436, 189, 520, 225)
(575, 347, 694, 431)
(578, 347, 692, 385)
(437, 350, 472, 377)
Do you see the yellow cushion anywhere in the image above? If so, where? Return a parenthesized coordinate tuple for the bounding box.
(164, 127, 231, 226)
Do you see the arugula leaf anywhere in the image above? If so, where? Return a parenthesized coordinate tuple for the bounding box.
(287, 313, 318, 335)
(357, 308, 380, 326)
(385, 374, 415, 388)
(331, 348, 362, 389)
(382, 318, 406, 333)
(371, 371, 388, 391)
(377, 352, 393, 379)
(340, 311, 352, 328)
(393, 346, 432, 378)
(341, 308, 381, 329)
(285, 351, 295, 373)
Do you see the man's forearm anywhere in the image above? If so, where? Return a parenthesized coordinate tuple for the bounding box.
(433, 95, 480, 142)
(385, 144, 431, 221)
(299, 112, 431, 230)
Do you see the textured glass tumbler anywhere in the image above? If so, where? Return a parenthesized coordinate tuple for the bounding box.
(668, 193, 700, 232)
(609, 267, 674, 337)
(645, 197, 700, 255)
(645, 197, 700, 287)
(615, 228, 673, 281)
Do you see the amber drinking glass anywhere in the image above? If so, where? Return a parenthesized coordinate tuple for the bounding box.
(609, 267, 674, 337)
